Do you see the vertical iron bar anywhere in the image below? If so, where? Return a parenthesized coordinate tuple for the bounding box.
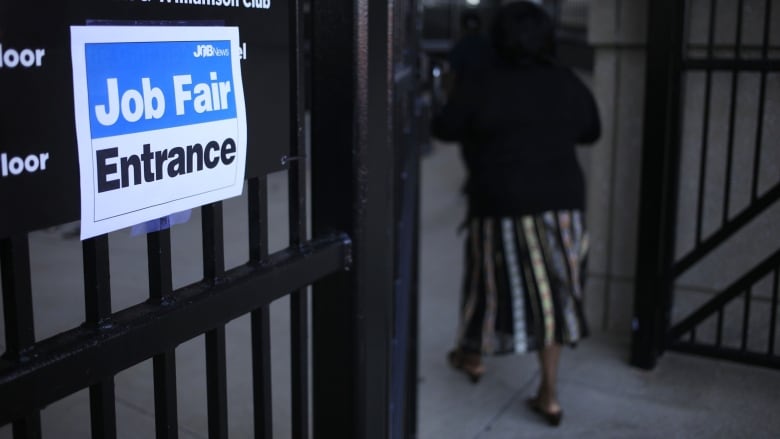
(750, 0, 772, 201)
(1, 236, 36, 359)
(83, 236, 117, 439)
(311, 0, 396, 434)
(89, 384, 117, 439)
(406, 212, 420, 439)
(83, 236, 112, 327)
(248, 177, 273, 439)
(388, 0, 421, 434)
(716, 308, 724, 347)
(147, 230, 173, 302)
(721, 0, 744, 224)
(248, 178, 268, 264)
(405, 87, 422, 439)
(0, 235, 42, 438)
(311, 0, 359, 434)
(694, 0, 717, 244)
(202, 203, 228, 439)
(631, 0, 686, 369)
(741, 287, 752, 351)
(290, 292, 308, 439)
(251, 306, 272, 439)
(288, 1, 307, 249)
(0, 235, 35, 362)
(358, 0, 396, 435)
(153, 353, 179, 439)
(355, 0, 396, 435)
(769, 269, 778, 355)
(289, 0, 309, 438)
(147, 230, 178, 439)
(202, 203, 226, 282)
(11, 417, 42, 439)
(690, 327, 697, 343)
(206, 327, 228, 439)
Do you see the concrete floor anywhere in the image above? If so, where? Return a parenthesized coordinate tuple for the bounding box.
(2, 142, 780, 438)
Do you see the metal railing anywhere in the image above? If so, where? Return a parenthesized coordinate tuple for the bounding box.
(1, 0, 422, 438)
(670, 249, 780, 369)
(633, 0, 780, 370)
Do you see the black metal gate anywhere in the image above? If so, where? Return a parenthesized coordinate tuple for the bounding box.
(633, 0, 780, 369)
(1, 1, 420, 438)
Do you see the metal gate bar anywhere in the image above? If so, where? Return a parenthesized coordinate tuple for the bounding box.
(631, 0, 686, 369)
(673, 0, 780, 276)
(288, 127, 309, 431)
(206, 326, 228, 439)
(684, 59, 780, 70)
(289, 1, 309, 437)
(148, 229, 179, 439)
(0, 236, 42, 437)
(693, 0, 717, 246)
(751, 0, 773, 202)
(670, 0, 780, 366)
(633, 0, 780, 369)
(670, 249, 780, 339)
(771, 269, 779, 355)
(310, 0, 405, 437)
(202, 203, 229, 439)
(670, 246, 780, 370)
(153, 351, 178, 439)
(248, 177, 273, 439)
(673, 185, 780, 275)
(0, 233, 350, 426)
(720, 0, 744, 226)
(83, 236, 117, 439)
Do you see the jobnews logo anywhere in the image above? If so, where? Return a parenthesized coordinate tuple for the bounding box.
(193, 44, 229, 58)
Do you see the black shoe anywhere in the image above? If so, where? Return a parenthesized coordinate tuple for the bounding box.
(527, 397, 563, 427)
(447, 349, 485, 383)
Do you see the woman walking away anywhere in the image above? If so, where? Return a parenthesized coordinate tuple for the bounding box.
(432, 1, 601, 427)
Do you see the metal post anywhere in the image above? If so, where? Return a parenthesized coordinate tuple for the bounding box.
(311, 0, 395, 437)
(631, 0, 685, 369)
(288, 1, 310, 438)
(310, 0, 359, 434)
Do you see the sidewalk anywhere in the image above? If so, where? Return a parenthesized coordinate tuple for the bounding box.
(418, 142, 780, 438)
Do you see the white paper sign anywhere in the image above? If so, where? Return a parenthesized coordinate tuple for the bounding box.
(70, 26, 247, 240)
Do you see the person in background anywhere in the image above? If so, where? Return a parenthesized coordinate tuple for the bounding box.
(432, 1, 600, 427)
(447, 9, 492, 82)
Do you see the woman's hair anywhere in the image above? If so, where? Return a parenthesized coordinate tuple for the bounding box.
(490, 1, 556, 64)
(460, 10, 482, 33)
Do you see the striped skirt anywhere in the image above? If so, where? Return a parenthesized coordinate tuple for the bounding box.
(457, 211, 589, 355)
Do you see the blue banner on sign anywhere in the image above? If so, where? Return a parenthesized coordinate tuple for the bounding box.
(85, 40, 237, 139)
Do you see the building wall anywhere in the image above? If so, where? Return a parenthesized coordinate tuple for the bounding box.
(585, 0, 648, 333)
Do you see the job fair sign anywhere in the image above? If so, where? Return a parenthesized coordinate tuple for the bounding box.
(70, 26, 247, 240)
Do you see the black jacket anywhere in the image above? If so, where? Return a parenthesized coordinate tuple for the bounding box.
(432, 59, 601, 217)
